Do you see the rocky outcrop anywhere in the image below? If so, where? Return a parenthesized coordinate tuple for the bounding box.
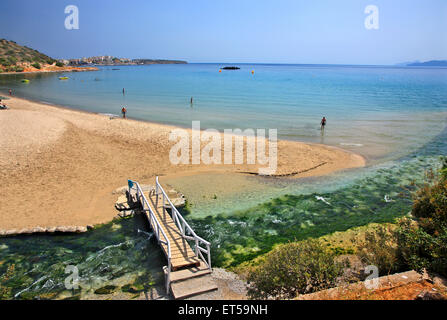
(114, 184, 186, 211)
(0, 225, 89, 237)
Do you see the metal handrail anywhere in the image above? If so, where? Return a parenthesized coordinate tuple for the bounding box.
(155, 176, 212, 269)
(128, 180, 171, 293)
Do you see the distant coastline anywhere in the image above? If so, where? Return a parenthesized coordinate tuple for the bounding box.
(405, 60, 447, 67)
(65, 56, 187, 66)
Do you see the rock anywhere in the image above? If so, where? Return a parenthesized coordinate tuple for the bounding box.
(76, 226, 87, 233)
(94, 285, 117, 295)
(18, 228, 32, 234)
(32, 227, 46, 233)
(416, 290, 447, 300)
(115, 194, 139, 211)
(118, 210, 134, 218)
(56, 226, 77, 233)
(65, 226, 77, 233)
(171, 196, 186, 208)
(112, 186, 128, 195)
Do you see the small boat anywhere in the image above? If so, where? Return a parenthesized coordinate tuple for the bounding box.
(21, 79, 29, 83)
(59, 76, 69, 80)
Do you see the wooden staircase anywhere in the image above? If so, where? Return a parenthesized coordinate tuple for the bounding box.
(127, 178, 217, 299)
(164, 262, 217, 299)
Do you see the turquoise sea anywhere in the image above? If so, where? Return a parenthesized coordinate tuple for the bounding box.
(1, 64, 447, 299)
(2, 64, 447, 161)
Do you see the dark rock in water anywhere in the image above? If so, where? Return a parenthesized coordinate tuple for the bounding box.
(121, 283, 144, 294)
(415, 290, 446, 300)
(94, 285, 117, 295)
(221, 66, 240, 70)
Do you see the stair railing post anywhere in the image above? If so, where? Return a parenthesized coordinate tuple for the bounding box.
(207, 243, 211, 269)
(155, 179, 159, 207)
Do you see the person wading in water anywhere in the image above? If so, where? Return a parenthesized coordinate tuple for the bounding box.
(320, 116, 327, 131)
(121, 106, 127, 119)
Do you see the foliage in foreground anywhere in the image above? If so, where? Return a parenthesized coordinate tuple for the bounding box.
(355, 157, 447, 278)
(356, 225, 402, 276)
(396, 159, 447, 277)
(246, 239, 345, 299)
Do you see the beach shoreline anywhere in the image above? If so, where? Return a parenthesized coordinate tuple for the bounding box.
(0, 66, 99, 75)
(0, 95, 365, 234)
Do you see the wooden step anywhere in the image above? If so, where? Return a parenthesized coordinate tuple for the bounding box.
(170, 274, 218, 299)
(168, 262, 211, 283)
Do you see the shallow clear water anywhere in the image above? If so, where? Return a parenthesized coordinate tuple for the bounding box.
(0, 215, 165, 299)
(1, 64, 447, 161)
(1, 64, 447, 298)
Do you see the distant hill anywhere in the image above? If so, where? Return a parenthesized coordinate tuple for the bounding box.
(0, 39, 60, 72)
(407, 60, 447, 67)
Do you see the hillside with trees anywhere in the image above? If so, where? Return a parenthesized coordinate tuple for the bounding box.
(0, 39, 95, 73)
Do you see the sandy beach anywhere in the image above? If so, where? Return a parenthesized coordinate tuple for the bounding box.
(0, 96, 365, 232)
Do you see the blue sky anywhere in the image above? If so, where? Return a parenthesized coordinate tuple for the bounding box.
(0, 0, 446, 64)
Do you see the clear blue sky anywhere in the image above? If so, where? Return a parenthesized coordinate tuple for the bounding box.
(0, 0, 446, 64)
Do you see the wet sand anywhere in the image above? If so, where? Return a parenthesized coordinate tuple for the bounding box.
(0, 96, 365, 232)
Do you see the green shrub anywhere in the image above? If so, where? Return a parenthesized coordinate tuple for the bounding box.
(55, 61, 64, 67)
(356, 225, 402, 275)
(411, 166, 447, 235)
(31, 62, 41, 69)
(1, 59, 11, 67)
(7, 56, 17, 65)
(246, 239, 345, 299)
(396, 161, 447, 277)
(396, 219, 447, 277)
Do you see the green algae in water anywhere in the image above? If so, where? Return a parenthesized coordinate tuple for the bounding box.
(1, 125, 447, 298)
(0, 215, 165, 300)
(188, 127, 447, 268)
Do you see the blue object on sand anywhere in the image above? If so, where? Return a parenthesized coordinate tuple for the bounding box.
(128, 180, 134, 189)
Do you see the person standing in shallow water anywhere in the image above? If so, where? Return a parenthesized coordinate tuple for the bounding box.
(320, 116, 327, 131)
(121, 106, 127, 119)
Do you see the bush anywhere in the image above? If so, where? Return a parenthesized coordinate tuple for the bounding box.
(396, 159, 447, 277)
(1, 59, 11, 67)
(55, 61, 64, 67)
(7, 56, 17, 64)
(396, 219, 447, 277)
(411, 164, 447, 235)
(246, 239, 345, 299)
(356, 225, 402, 276)
(31, 62, 41, 69)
